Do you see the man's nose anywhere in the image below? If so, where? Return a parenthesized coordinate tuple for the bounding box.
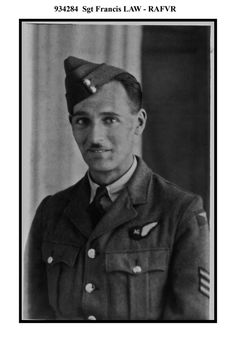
(88, 122, 105, 144)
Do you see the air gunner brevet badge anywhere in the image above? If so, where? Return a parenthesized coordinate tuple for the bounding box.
(129, 221, 158, 240)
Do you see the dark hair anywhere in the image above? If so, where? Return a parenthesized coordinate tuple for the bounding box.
(113, 73, 142, 113)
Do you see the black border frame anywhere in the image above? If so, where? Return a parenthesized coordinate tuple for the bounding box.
(19, 18, 217, 323)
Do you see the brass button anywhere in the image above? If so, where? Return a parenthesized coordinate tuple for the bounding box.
(83, 78, 91, 86)
(88, 249, 96, 259)
(90, 85, 97, 93)
(47, 256, 53, 264)
(132, 265, 142, 274)
(88, 315, 96, 320)
(85, 283, 95, 293)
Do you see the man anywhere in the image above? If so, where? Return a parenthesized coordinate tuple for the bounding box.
(25, 56, 210, 320)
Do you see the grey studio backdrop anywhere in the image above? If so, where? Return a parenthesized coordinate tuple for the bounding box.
(22, 21, 214, 318)
(142, 25, 210, 215)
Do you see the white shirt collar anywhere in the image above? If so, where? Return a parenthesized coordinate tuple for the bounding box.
(88, 156, 137, 203)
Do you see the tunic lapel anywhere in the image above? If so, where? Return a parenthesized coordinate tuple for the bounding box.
(64, 175, 93, 238)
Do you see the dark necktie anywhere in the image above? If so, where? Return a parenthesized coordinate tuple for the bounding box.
(88, 186, 109, 226)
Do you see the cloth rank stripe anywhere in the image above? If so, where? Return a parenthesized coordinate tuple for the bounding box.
(198, 267, 210, 298)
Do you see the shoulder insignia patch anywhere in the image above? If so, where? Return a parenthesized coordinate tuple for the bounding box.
(198, 267, 210, 298)
(196, 211, 208, 227)
(129, 221, 158, 240)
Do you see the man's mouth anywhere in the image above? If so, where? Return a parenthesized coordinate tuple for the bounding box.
(87, 148, 111, 153)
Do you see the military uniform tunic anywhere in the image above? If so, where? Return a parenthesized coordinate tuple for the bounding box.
(25, 157, 209, 320)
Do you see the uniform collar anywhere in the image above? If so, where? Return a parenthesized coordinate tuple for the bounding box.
(88, 156, 137, 203)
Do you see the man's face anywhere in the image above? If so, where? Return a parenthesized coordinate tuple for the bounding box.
(71, 81, 145, 184)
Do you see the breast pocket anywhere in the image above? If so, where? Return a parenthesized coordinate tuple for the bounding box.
(42, 241, 81, 313)
(105, 248, 169, 320)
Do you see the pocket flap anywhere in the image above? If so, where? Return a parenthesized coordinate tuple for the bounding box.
(42, 241, 80, 267)
(105, 248, 169, 274)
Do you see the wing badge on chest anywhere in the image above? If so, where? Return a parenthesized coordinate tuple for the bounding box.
(129, 221, 159, 240)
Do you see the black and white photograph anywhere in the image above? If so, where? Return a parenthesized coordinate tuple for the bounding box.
(20, 20, 216, 322)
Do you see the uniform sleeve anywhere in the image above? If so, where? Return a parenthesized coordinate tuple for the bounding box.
(162, 196, 210, 320)
(24, 196, 55, 319)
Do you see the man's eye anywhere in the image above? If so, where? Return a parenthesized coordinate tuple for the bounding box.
(74, 118, 89, 126)
(104, 117, 118, 124)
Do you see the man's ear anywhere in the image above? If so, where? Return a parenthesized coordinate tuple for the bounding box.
(135, 108, 147, 135)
